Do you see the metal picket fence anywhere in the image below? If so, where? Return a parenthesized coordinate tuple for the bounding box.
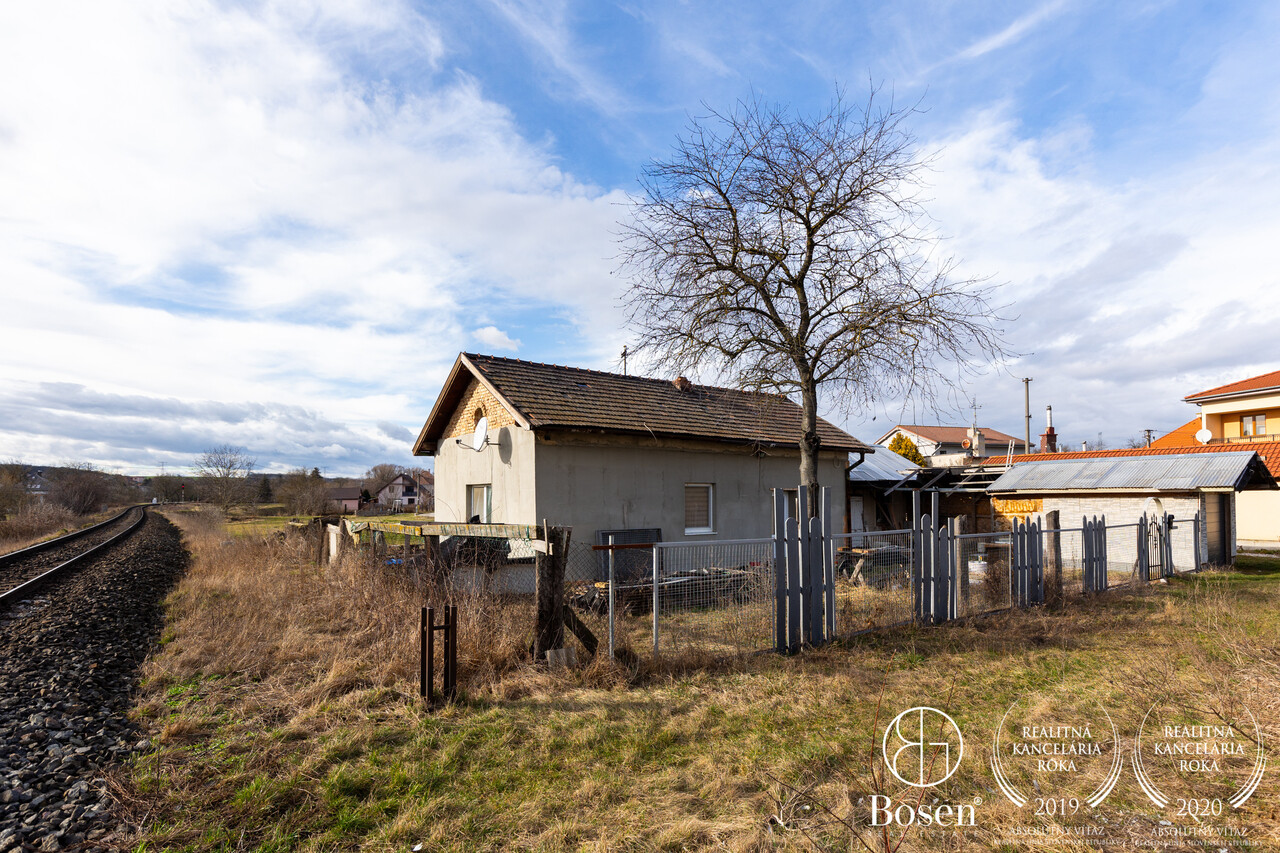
(575, 497, 1209, 664)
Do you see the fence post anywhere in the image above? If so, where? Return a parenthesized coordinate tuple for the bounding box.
(533, 524, 567, 661)
(1100, 515, 1108, 589)
(1082, 516, 1093, 593)
(607, 534, 616, 661)
(652, 544, 660, 657)
(1137, 514, 1148, 583)
(915, 513, 933, 623)
(788, 487, 805, 651)
(822, 487, 835, 640)
(1032, 520, 1044, 604)
(427, 601, 437, 696)
(1163, 513, 1175, 575)
(772, 489, 787, 654)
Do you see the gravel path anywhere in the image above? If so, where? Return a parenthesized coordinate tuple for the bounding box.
(0, 513, 187, 852)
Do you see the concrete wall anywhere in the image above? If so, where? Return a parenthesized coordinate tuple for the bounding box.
(1034, 493, 1204, 571)
(532, 436, 848, 543)
(433, 425, 537, 525)
(1237, 490, 1280, 546)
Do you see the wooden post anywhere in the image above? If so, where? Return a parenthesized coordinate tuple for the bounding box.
(1044, 510, 1062, 605)
(533, 524, 570, 661)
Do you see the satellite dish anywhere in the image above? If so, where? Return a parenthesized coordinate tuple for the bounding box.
(471, 416, 489, 451)
(1194, 428, 1212, 445)
(961, 438, 972, 449)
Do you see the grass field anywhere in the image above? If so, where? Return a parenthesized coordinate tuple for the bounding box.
(120, 510, 1280, 852)
(218, 506, 435, 539)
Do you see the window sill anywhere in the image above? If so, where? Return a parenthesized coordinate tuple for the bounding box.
(683, 528, 716, 536)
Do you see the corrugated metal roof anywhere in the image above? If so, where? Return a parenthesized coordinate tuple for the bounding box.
(849, 446, 920, 483)
(988, 451, 1267, 493)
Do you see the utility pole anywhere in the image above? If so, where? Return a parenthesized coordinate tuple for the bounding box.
(621, 345, 628, 376)
(1143, 428, 1155, 448)
(1023, 378, 1033, 454)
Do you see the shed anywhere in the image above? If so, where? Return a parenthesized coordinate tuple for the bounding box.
(988, 450, 1276, 566)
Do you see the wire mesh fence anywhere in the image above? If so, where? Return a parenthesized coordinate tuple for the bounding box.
(830, 530, 915, 635)
(954, 532, 1013, 616)
(1105, 523, 1141, 589)
(650, 539, 775, 658)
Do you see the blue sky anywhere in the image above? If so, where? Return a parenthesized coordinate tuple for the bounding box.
(2, 0, 1279, 475)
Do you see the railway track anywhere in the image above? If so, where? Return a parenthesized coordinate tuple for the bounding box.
(0, 506, 147, 609)
(0, 509, 187, 852)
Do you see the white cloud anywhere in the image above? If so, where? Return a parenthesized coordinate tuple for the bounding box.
(0, 0, 628, 474)
(842, 103, 1280, 446)
(472, 326, 522, 351)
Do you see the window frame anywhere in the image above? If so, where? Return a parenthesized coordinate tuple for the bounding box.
(466, 483, 492, 523)
(1242, 414, 1267, 437)
(683, 483, 715, 535)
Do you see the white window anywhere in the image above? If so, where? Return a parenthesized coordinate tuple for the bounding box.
(467, 484, 491, 523)
(684, 483, 714, 534)
(1242, 414, 1267, 437)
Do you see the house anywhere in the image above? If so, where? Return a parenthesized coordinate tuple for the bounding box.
(376, 472, 433, 511)
(988, 449, 1277, 566)
(1147, 369, 1280, 546)
(328, 487, 362, 515)
(412, 353, 872, 543)
(876, 424, 1024, 466)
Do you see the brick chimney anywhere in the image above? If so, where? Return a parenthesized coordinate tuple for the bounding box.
(1040, 405, 1058, 453)
(673, 376, 692, 392)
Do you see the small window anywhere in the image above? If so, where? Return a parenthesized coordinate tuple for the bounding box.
(472, 408, 485, 430)
(1242, 414, 1267, 437)
(467, 484, 492, 523)
(684, 483, 714, 534)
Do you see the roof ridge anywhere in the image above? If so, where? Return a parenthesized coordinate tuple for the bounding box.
(1185, 367, 1280, 401)
(465, 352, 787, 398)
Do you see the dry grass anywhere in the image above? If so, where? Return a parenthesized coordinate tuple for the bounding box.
(0, 502, 96, 551)
(120, 513, 1280, 852)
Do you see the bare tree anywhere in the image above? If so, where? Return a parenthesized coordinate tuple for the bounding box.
(622, 89, 1009, 511)
(277, 468, 333, 515)
(0, 460, 30, 519)
(194, 445, 257, 509)
(362, 463, 402, 498)
(49, 463, 110, 515)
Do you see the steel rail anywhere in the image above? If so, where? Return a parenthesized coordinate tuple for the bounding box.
(0, 507, 148, 610)
(0, 504, 144, 569)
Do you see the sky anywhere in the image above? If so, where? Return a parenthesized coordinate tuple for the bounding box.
(2, 0, 1279, 476)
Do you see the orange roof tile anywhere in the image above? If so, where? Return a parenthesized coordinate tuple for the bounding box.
(1185, 369, 1280, 402)
(1009, 441, 1280, 479)
(1149, 418, 1202, 449)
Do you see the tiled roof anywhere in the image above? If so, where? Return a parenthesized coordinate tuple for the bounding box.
(1008, 441, 1280, 479)
(328, 487, 362, 501)
(887, 424, 1020, 445)
(414, 353, 871, 454)
(1149, 418, 1202, 449)
(1185, 369, 1280, 402)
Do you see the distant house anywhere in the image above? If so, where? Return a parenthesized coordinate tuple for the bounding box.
(328, 487, 362, 515)
(377, 472, 433, 511)
(1145, 369, 1280, 546)
(875, 424, 1024, 466)
(412, 353, 872, 543)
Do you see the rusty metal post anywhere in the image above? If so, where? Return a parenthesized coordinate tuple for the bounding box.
(446, 604, 458, 701)
(426, 606, 435, 703)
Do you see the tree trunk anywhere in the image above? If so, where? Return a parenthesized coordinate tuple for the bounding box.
(799, 373, 821, 518)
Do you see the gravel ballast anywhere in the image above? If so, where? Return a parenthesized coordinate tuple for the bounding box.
(0, 513, 187, 853)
